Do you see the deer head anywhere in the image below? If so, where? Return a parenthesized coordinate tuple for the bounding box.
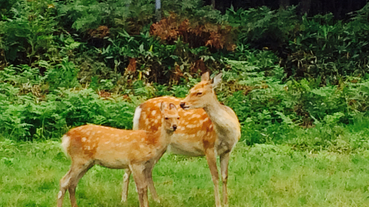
(180, 72, 222, 110)
(160, 102, 179, 132)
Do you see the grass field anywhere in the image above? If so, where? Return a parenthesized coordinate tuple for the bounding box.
(1, 140, 369, 207)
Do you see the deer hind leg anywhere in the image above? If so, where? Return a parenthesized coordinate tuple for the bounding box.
(220, 152, 230, 207)
(58, 169, 74, 207)
(58, 161, 92, 207)
(145, 163, 160, 202)
(205, 149, 221, 207)
(131, 164, 149, 207)
(121, 168, 131, 202)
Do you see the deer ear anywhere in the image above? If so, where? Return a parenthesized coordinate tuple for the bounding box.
(169, 103, 176, 110)
(201, 72, 210, 81)
(212, 73, 222, 88)
(160, 102, 166, 111)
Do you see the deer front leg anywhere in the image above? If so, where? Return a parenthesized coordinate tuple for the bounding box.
(121, 168, 131, 202)
(145, 164, 160, 202)
(220, 152, 230, 207)
(205, 148, 221, 207)
(131, 164, 149, 207)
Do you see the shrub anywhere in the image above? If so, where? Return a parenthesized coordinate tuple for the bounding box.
(0, 88, 135, 141)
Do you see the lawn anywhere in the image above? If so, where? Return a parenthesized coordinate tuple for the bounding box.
(1, 140, 369, 207)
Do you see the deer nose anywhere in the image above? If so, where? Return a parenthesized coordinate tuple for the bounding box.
(180, 102, 185, 109)
(172, 125, 177, 131)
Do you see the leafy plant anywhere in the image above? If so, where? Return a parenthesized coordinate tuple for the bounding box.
(43, 58, 80, 91)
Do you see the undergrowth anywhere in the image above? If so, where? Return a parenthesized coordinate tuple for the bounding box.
(0, 1, 369, 150)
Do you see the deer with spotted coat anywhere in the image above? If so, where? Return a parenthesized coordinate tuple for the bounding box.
(125, 72, 241, 207)
(57, 102, 179, 207)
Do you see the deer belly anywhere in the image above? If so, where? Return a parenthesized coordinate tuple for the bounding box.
(95, 158, 130, 169)
(167, 136, 205, 156)
(93, 150, 132, 169)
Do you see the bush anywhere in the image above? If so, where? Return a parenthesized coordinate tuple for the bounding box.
(286, 6, 369, 79)
(0, 88, 135, 141)
(222, 57, 369, 145)
(0, 62, 135, 141)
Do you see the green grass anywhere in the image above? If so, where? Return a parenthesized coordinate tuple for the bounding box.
(1, 140, 369, 207)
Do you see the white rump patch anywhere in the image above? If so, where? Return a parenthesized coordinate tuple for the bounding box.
(61, 135, 71, 158)
(133, 105, 142, 130)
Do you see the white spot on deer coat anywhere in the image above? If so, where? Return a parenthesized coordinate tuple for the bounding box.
(192, 114, 201, 118)
(151, 110, 157, 116)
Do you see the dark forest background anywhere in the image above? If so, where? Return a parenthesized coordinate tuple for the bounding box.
(205, 0, 367, 19)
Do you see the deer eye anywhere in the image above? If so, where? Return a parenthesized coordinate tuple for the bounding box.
(177, 117, 180, 120)
(164, 117, 169, 120)
(196, 92, 203, 96)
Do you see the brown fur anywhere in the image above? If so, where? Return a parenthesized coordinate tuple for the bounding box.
(57, 103, 179, 207)
(123, 73, 240, 207)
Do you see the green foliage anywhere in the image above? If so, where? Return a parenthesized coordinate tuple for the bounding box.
(0, 62, 135, 140)
(98, 31, 219, 84)
(1, 0, 369, 150)
(0, 0, 17, 17)
(43, 58, 80, 91)
(0, 88, 135, 141)
(58, 0, 132, 32)
(225, 6, 298, 47)
(162, 0, 222, 24)
(0, 0, 60, 63)
(222, 54, 369, 145)
(286, 9, 369, 79)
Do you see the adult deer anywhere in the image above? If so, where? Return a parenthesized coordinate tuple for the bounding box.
(126, 72, 240, 207)
(57, 102, 179, 207)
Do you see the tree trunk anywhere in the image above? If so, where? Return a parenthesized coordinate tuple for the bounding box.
(211, 0, 215, 9)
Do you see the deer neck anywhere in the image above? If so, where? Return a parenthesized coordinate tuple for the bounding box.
(153, 124, 174, 151)
(203, 94, 239, 142)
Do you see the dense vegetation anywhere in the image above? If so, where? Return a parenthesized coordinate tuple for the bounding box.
(0, 0, 369, 152)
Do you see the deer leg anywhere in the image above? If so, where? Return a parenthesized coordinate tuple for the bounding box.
(220, 152, 230, 207)
(57, 161, 92, 207)
(69, 162, 93, 207)
(131, 164, 149, 207)
(121, 168, 131, 202)
(145, 163, 160, 202)
(57, 169, 73, 207)
(205, 149, 221, 207)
